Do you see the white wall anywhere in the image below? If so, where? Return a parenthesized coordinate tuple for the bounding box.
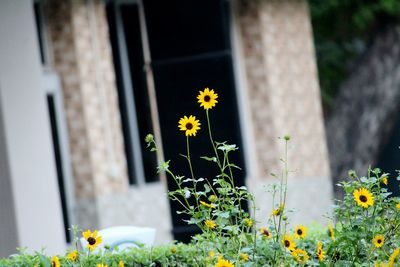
(0, 0, 66, 255)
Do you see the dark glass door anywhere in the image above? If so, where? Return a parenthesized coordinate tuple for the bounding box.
(144, 0, 247, 242)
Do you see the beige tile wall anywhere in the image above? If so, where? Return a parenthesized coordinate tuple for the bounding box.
(236, 0, 333, 224)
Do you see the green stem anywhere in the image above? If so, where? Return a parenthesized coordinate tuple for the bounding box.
(186, 136, 195, 180)
(206, 109, 222, 170)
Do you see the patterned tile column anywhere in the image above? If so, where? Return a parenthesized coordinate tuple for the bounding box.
(237, 0, 333, 225)
(46, 0, 128, 229)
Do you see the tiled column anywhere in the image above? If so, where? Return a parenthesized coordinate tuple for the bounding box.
(46, 0, 128, 229)
(236, 0, 333, 224)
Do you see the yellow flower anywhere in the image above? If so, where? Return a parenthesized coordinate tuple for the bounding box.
(328, 224, 335, 241)
(214, 257, 234, 267)
(66, 250, 78, 262)
(197, 88, 218, 110)
(294, 225, 307, 239)
(205, 219, 216, 229)
(170, 246, 177, 253)
(178, 115, 201, 137)
(396, 202, 400, 210)
(316, 241, 325, 262)
(382, 175, 388, 185)
(82, 229, 103, 251)
(282, 234, 296, 251)
(271, 204, 284, 217)
(240, 253, 249, 262)
(119, 260, 124, 267)
(291, 249, 309, 264)
(243, 218, 253, 227)
(200, 200, 216, 209)
(97, 264, 107, 267)
(260, 227, 272, 239)
(51, 256, 60, 267)
(389, 248, 399, 267)
(209, 251, 215, 258)
(373, 235, 385, 248)
(353, 188, 374, 208)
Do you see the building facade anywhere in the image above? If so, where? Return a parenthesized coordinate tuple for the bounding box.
(0, 0, 332, 256)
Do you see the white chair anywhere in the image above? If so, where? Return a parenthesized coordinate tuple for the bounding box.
(80, 226, 156, 252)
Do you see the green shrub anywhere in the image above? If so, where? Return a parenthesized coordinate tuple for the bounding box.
(1, 88, 399, 266)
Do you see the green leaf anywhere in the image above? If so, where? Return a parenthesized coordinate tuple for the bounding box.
(200, 156, 217, 162)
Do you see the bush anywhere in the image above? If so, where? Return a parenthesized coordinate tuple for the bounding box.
(1, 88, 399, 266)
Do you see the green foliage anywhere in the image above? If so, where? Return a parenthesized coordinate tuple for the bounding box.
(309, 0, 400, 108)
(1, 91, 400, 266)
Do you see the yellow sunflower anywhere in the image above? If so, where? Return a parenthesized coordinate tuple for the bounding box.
(328, 224, 335, 241)
(51, 256, 60, 267)
(119, 260, 124, 267)
(271, 204, 284, 217)
(240, 253, 249, 262)
(389, 248, 399, 267)
(178, 115, 201, 136)
(353, 188, 374, 208)
(66, 250, 78, 262)
(291, 249, 309, 264)
(200, 200, 216, 209)
(97, 264, 108, 267)
(243, 218, 253, 227)
(205, 219, 216, 229)
(382, 175, 388, 185)
(316, 241, 325, 262)
(260, 227, 272, 239)
(197, 88, 218, 110)
(282, 234, 296, 251)
(373, 235, 385, 248)
(82, 229, 103, 251)
(294, 225, 307, 239)
(396, 202, 400, 210)
(214, 257, 234, 267)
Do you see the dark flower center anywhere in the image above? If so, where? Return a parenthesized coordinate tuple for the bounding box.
(185, 123, 193, 130)
(297, 229, 302, 235)
(284, 240, 290, 247)
(204, 95, 211, 102)
(359, 195, 368, 202)
(52, 261, 56, 267)
(377, 239, 382, 243)
(87, 237, 96, 245)
(263, 230, 270, 236)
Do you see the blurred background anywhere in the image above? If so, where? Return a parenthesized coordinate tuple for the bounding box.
(0, 0, 399, 257)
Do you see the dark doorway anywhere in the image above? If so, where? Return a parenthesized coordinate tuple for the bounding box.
(144, 0, 247, 242)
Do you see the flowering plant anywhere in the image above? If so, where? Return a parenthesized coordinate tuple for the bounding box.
(0, 88, 399, 266)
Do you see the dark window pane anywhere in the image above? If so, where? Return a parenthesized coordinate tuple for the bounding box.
(33, 2, 45, 64)
(144, 0, 230, 61)
(106, 3, 137, 184)
(121, 5, 158, 183)
(47, 95, 70, 243)
(106, 3, 158, 184)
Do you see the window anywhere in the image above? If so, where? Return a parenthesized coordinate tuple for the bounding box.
(107, 1, 159, 185)
(107, 0, 246, 241)
(34, 0, 73, 243)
